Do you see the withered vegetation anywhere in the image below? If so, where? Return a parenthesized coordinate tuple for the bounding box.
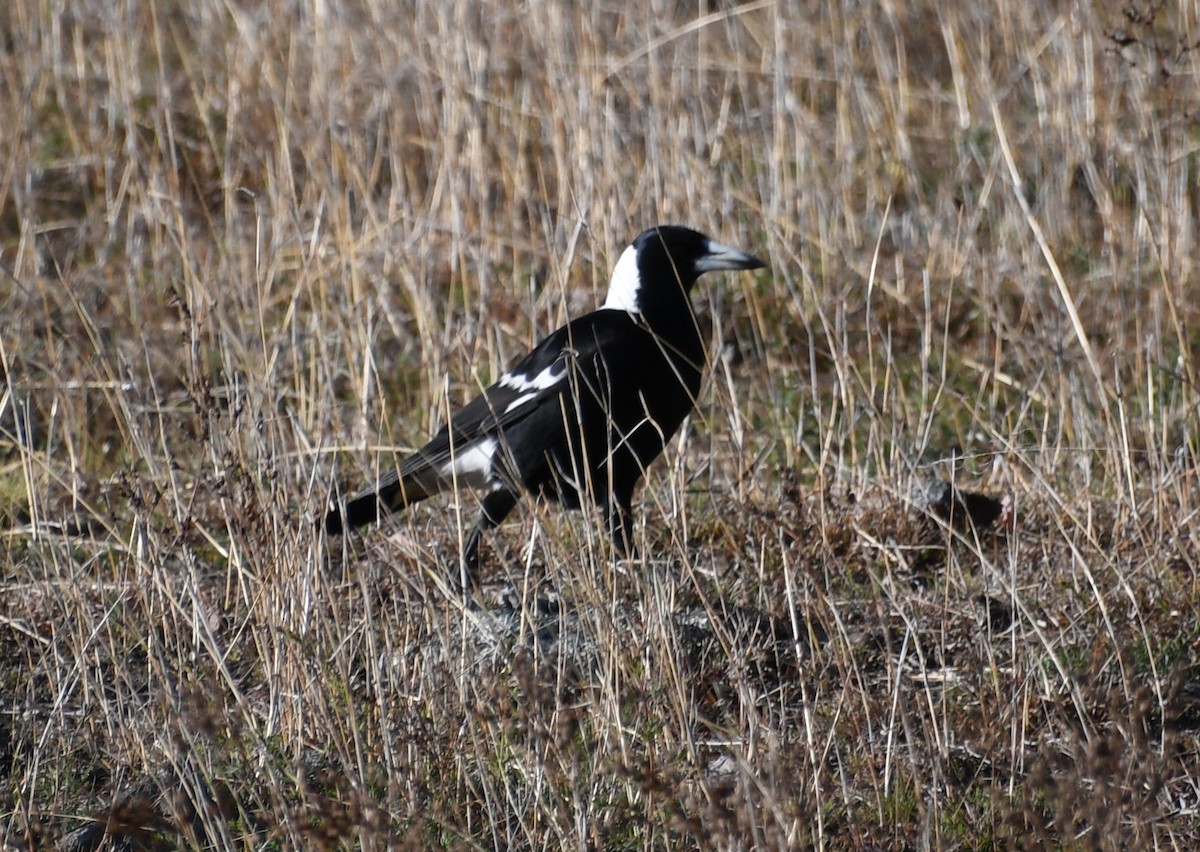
(2, 0, 1199, 848)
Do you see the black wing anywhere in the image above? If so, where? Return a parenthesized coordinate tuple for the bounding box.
(372, 311, 636, 490)
(326, 311, 667, 533)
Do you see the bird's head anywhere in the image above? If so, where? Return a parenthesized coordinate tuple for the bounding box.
(603, 225, 766, 318)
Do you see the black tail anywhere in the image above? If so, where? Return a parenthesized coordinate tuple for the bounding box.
(324, 492, 378, 535)
(324, 473, 430, 535)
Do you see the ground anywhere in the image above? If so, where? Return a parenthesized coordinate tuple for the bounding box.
(2, 0, 1200, 849)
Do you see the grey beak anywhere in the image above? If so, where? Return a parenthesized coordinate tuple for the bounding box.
(695, 239, 767, 272)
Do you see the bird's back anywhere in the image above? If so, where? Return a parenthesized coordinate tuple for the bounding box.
(494, 308, 706, 508)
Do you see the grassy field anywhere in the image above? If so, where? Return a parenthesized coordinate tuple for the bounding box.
(3, 0, 1200, 848)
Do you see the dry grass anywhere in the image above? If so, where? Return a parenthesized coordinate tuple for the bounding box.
(2, 0, 1200, 848)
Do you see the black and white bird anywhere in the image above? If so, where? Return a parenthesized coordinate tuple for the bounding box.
(325, 225, 765, 580)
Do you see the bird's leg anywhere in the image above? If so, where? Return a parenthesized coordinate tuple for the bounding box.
(606, 497, 635, 560)
(458, 487, 519, 587)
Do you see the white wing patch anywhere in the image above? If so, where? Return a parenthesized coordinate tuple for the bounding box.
(504, 391, 538, 413)
(499, 361, 567, 393)
(602, 245, 641, 314)
(439, 437, 499, 489)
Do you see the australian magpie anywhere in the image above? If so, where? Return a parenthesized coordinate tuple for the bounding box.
(325, 225, 766, 579)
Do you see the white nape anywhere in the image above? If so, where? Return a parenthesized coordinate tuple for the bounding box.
(602, 245, 641, 314)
